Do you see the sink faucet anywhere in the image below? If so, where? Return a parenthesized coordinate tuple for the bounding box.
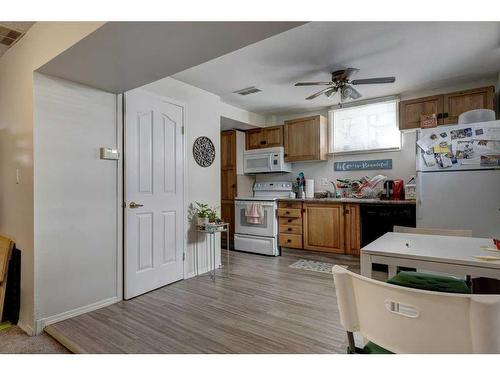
(328, 181, 338, 198)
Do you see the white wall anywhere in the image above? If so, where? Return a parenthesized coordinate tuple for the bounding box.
(140, 77, 222, 276)
(33, 73, 120, 330)
(0, 22, 104, 334)
(220, 101, 266, 127)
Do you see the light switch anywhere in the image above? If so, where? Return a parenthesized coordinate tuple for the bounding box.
(100, 147, 120, 160)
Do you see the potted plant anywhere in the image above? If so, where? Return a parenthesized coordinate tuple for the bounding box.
(193, 202, 210, 226)
(207, 206, 220, 223)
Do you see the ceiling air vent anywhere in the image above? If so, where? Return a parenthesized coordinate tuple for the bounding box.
(0, 24, 25, 47)
(233, 86, 262, 96)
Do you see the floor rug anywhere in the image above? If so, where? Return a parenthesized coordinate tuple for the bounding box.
(289, 259, 348, 274)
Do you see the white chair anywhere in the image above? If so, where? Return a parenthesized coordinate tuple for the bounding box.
(333, 265, 500, 353)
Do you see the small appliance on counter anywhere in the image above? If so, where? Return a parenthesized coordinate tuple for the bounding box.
(392, 179, 405, 200)
(381, 180, 394, 200)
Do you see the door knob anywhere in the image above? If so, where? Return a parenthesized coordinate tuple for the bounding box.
(129, 201, 144, 209)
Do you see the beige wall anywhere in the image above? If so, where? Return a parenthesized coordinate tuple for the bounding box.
(33, 73, 120, 330)
(0, 22, 104, 334)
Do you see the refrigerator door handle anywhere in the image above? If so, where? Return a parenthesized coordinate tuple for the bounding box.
(416, 173, 423, 221)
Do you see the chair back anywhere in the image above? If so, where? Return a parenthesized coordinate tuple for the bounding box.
(333, 265, 500, 353)
(393, 225, 472, 237)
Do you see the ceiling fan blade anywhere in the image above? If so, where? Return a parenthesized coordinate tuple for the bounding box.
(306, 87, 334, 100)
(324, 87, 338, 98)
(295, 82, 333, 86)
(332, 68, 359, 81)
(351, 77, 396, 85)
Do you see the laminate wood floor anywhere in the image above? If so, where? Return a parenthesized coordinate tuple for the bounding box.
(45, 249, 382, 354)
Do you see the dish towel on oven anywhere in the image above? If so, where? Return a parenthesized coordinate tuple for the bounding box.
(245, 203, 264, 224)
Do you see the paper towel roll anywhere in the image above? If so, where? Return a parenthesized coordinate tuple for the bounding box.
(305, 179, 314, 198)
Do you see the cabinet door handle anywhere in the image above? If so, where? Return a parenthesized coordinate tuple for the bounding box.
(443, 112, 449, 119)
(437, 113, 443, 119)
(260, 140, 267, 145)
(286, 211, 290, 215)
(288, 219, 292, 223)
(287, 227, 292, 231)
(287, 239, 292, 243)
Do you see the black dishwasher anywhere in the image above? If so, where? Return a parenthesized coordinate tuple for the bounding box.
(360, 204, 416, 247)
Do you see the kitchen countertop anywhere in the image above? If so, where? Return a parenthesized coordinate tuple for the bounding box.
(278, 197, 416, 205)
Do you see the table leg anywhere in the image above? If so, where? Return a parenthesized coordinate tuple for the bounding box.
(360, 253, 372, 279)
(388, 265, 397, 279)
(212, 233, 216, 282)
(195, 230, 199, 278)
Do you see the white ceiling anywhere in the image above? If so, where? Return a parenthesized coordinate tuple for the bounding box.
(173, 22, 500, 115)
(38, 22, 304, 93)
(0, 22, 34, 57)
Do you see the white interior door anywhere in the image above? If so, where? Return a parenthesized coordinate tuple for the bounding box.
(124, 89, 184, 299)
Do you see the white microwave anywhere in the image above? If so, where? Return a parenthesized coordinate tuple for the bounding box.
(243, 146, 292, 174)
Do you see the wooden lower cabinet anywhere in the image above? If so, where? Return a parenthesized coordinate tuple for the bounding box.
(221, 200, 235, 245)
(303, 203, 344, 253)
(277, 202, 303, 249)
(343, 203, 361, 255)
(277, 201, 361, 255)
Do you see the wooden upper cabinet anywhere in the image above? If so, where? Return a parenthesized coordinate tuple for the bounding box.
(263, 125, 283, 147)
(284, 115, 328, 162)
(399, 95, 443, 130)
(344, 204, 361, 256)
(303, 203, 344, 253)
(399, 86, 495, 130)
(245, 128, 264, 150)
(442, 86, 495, 125)
(221, 130, 236, 169)
(245, 125, 284, 150)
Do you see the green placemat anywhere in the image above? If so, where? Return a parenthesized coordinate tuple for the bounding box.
(0, 321, 12, 331)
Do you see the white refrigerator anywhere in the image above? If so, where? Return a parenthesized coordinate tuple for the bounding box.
(416, 120, 500, 238)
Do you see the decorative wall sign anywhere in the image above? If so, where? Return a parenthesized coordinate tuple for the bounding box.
(192, 136, 215, 167)
(334, 159, 392, 171)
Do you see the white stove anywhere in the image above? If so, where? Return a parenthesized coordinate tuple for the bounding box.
(234, 181, 292, 256)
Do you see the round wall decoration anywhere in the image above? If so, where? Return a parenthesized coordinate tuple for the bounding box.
(192, 136, 215, 167)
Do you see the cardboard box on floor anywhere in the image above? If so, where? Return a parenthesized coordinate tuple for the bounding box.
(0, 235, 14, 322)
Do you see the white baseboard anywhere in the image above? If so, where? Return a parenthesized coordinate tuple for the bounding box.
(35, 296, 121, 335)
(16, 320, 34, 337)
(185, 263, 222, 279)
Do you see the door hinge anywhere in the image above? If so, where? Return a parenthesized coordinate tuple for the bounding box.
(183, 252, 185, 261)
(181, 126, 185, 135)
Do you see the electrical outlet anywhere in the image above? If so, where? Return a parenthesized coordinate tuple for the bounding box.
(320, 178, 329, 187)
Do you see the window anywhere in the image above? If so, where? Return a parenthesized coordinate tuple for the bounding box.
(329, 99, 401, 154)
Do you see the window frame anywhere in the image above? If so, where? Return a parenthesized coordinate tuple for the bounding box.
(328, 98, 401, 155)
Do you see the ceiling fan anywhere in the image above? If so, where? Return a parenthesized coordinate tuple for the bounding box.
(295, 68, 396, 101)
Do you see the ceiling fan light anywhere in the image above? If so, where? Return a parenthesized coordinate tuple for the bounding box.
(341, 86, 352, 100)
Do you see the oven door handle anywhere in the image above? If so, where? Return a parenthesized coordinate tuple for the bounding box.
(235, 201, 275, 207)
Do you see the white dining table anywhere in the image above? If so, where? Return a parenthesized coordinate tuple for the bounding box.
(360, 232, 500, 280)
